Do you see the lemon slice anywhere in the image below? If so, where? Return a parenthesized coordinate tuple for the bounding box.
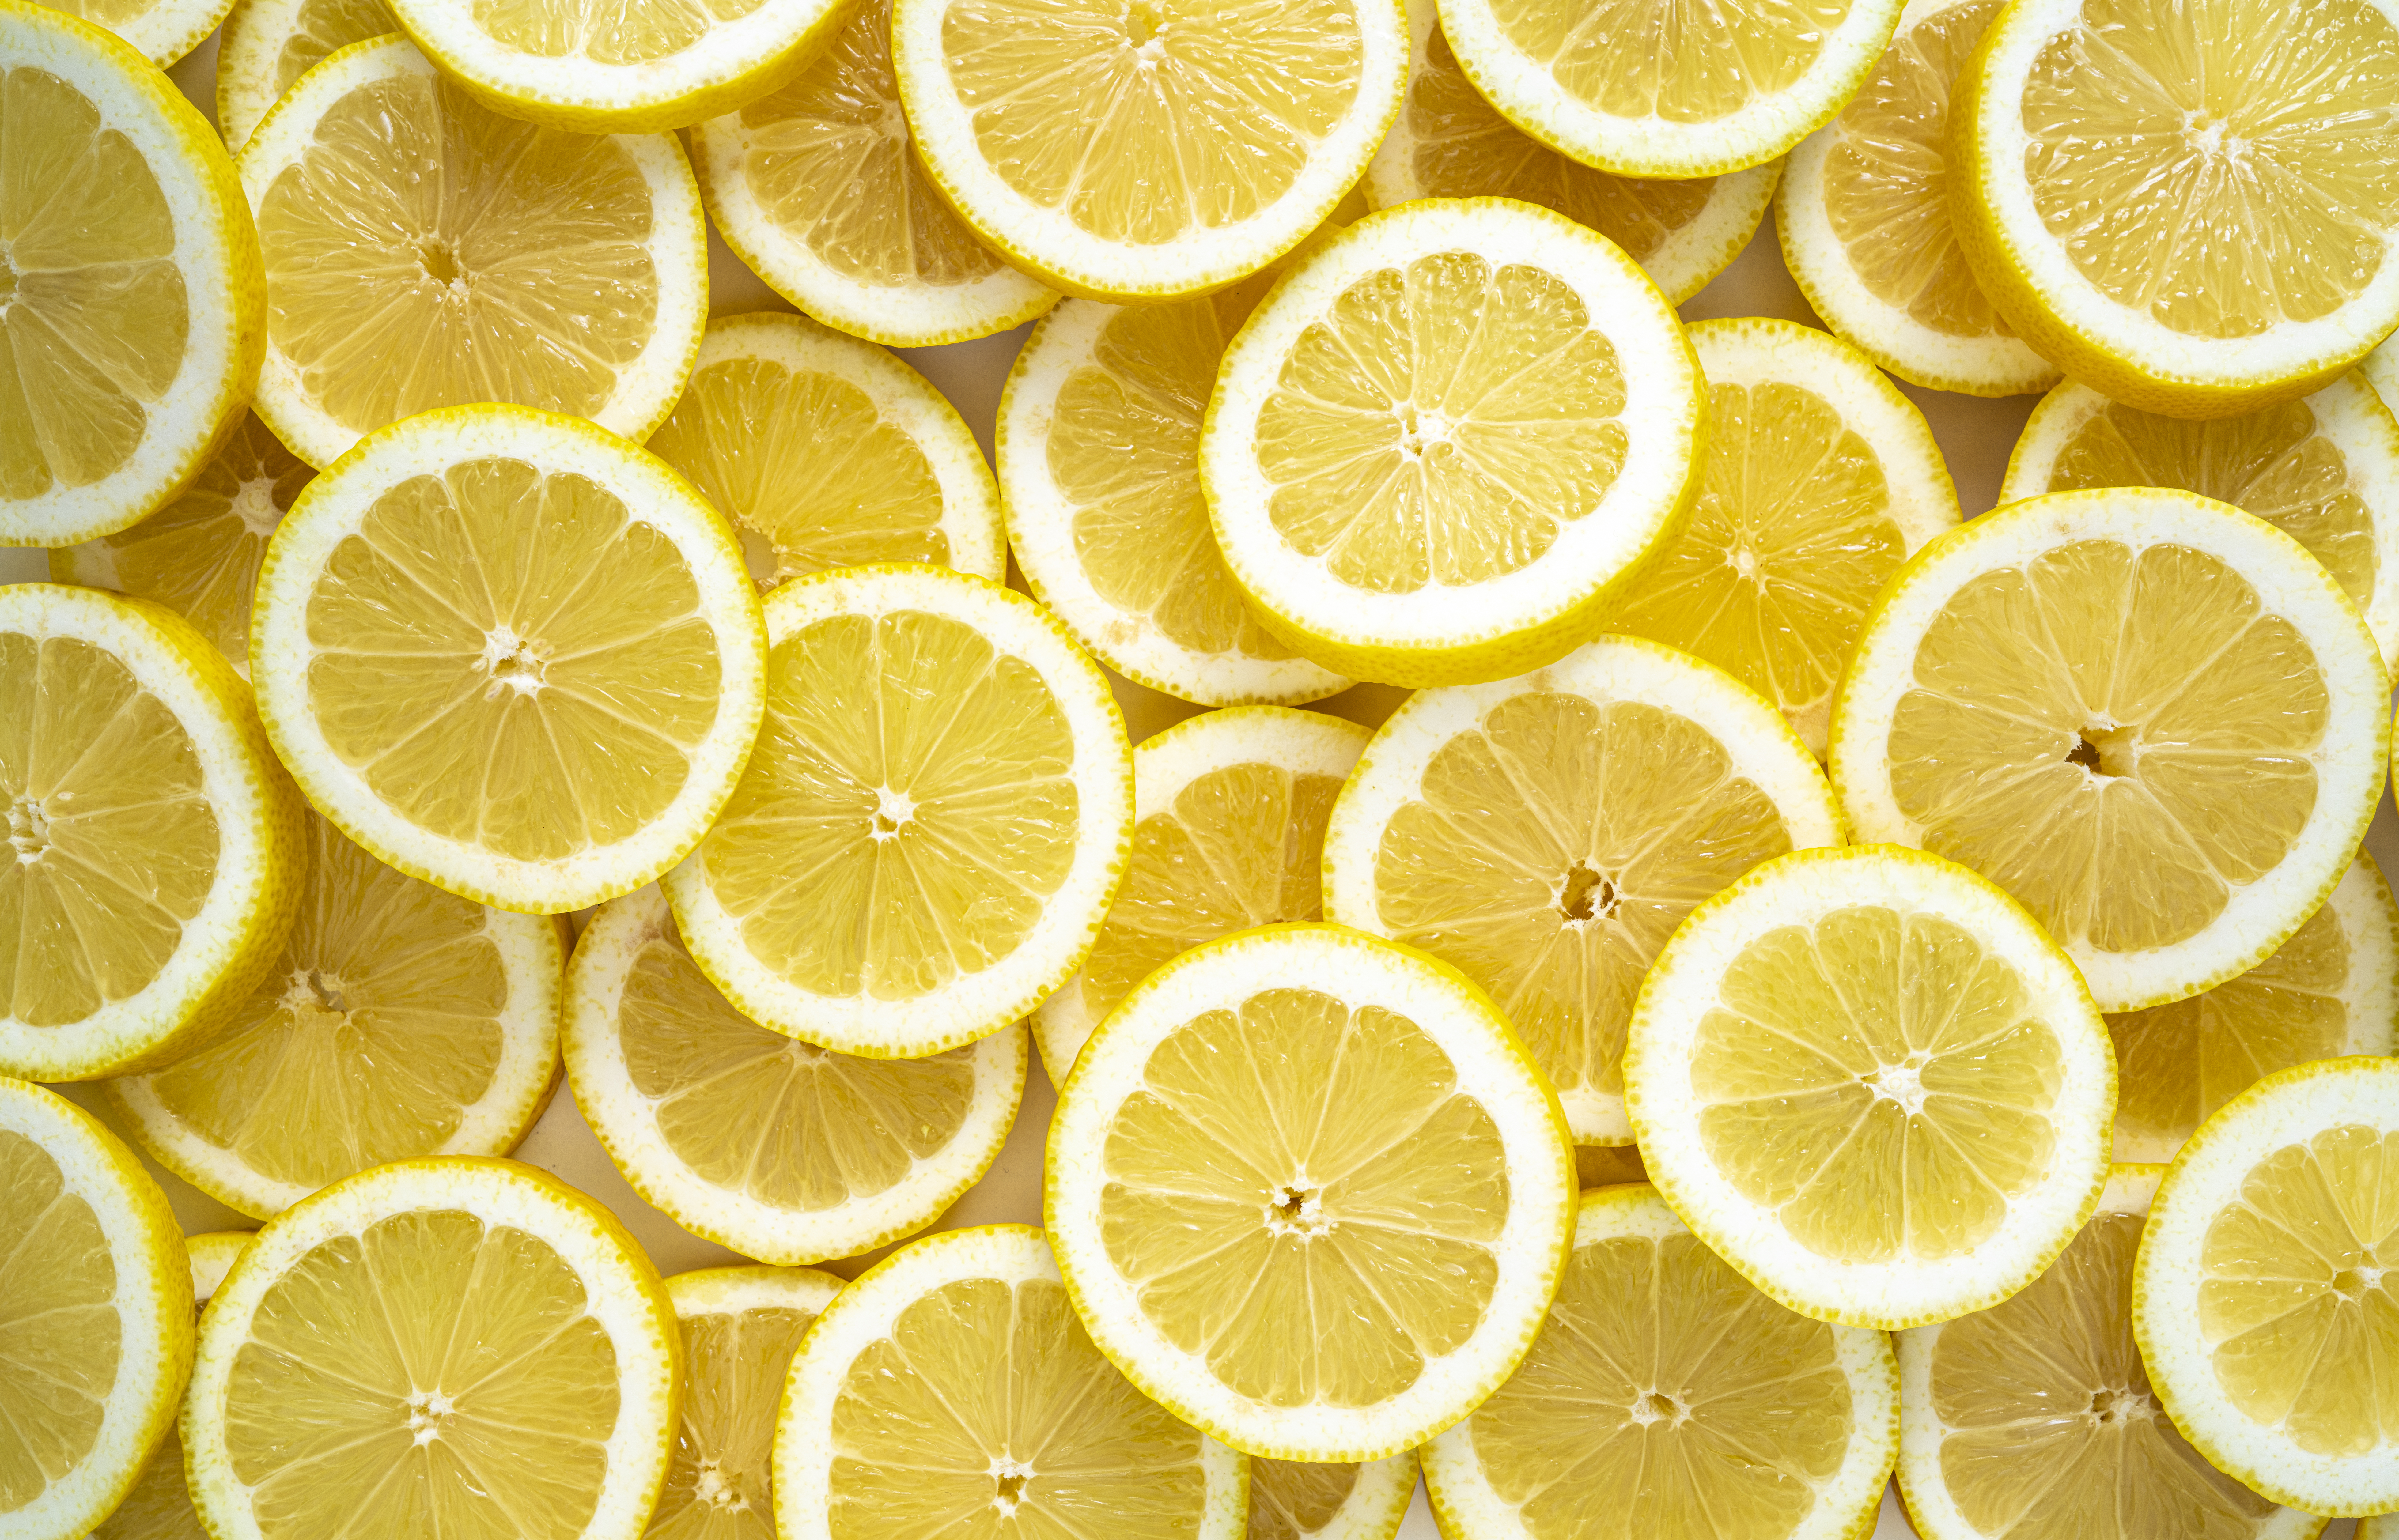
(0, 3, 263, 548)
(0, 1079, 191, 1540)
(214, 0, 395, 150)
(1626, 844, 2117, 1328)
(1201, 198, 1705, 688)
(2001, 373, 2399, 674)
(662, 564, 1130, 1058)
(1774, 0, 2060, 398)
(889, 0, 1405, 302)
(182, 1230, 253, 1301)
(236, 35, 707, 469)
(775, 1224, 1249, 1539)
(1575, 1142, 1646, 1187)
(1951, 0, 2399, 419)
(248, 404, 767, 915)
(1246, 1455, 1415, 1540)
(1606, 317, 1961, 757)
(1422, 1183, 1899, 1540)
(1046, 923, 1575, 1459)
(1363, 0, 1778, 304)
(1897, 1166, 2326, 1540)
(2366, 340, 2399, 416)
(2134, 1056, 2399, 1515)
(88, 1231, 252, 1540)
(1034, 707, 1370, 1081)
(1829, 488, 2393, 1013)
(563, 885, 1026, 1264)
(36, 0, 230, 62)
(1, 585, 302, 1082)
(645, 311, 1003, 588)
(1323, 634, 1844, 1145)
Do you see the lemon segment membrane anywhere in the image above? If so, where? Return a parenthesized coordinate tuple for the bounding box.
(1246, 1453, 1417, 1540)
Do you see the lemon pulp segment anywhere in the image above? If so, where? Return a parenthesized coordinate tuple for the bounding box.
(1250, 1461, 1361, 1539)
(1481, 0, 1853, 126)
(216, 0, 397, 148)
(0, 1123, 124, 1512)
(460, 0, 771, 66)
(647, 1272, 838, 1540)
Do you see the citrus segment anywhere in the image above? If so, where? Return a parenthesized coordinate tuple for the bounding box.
(1247, 1454, 1415, 1540)
(214, 0, 396, 150)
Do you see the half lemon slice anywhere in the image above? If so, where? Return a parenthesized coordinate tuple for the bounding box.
(1247, 1455, 1415, 1540)
(213, 0, 396, 150)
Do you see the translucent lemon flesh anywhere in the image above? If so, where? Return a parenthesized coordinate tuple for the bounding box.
(0, 1127, 119, 1512)
(471, 0, 766, 64)
(650, 1300, 817, 1540)
(90, 1430, 203, 1539)
(268, 0, 397, 101)
(1248, 1460, 1359, 1540)
(1481, 0, 1854, 122)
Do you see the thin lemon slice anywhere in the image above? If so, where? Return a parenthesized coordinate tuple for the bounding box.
(775, 1224, 1249, 1539)
(1606, 317, 1961, 757)
(0, 1079, 190, 1540)
(662, 564, 1130, 1058)
(0, 585, 302, 1081)
(2134, 1057, 2399, 1515)
(1246, 1454, 1415, 1540)
(1952, 0, 2399, 418)
(1201, 198, 1705, 688)
(1829, 488, 2393, 1013)
(236, 35, 707, 469)
(1775, 0, 2060, 398)
(1898, 1166, 2326, 1540)
(89, 1231, 252, 1540)
(248, 404, 768, 915)
(690, 0, 1055, 347)
(213, 0, 394, 150)
(2001, 373, 2399, 673)
(1422, 1183, 1899, 1540)
(1625, 844, 2117, 1329)
(35, 0, 229, 62)
(0, 2, 263, 546)
(1323, 635, 1844, 1145)
(1576, 1142, 1647, 1187)
(1034, 708, 1370, 1080)
(645, 311, 1003, 587)
(564, 886, 1025, 1263)
(1046, 923, 1575, 1459)
(889, 0, 1405, 301)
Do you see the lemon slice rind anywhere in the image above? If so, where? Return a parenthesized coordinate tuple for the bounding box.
(58, 0, 236, 65)
(1251, 1453, 1418, 1540)
(213, 0, 396, 150)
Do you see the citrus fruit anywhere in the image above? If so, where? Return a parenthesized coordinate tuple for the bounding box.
(213, 0, 395, 149)
(34, 0, 229, 62)
(1575, 1142, 1646, 1187)
(1200, 197, 1705, 688)
(1247, 1455, 1415, 1540)
(2366, 339, 2399, 416)
(87, 1231, 253, 1540)
(182, 1230, 254, 1301)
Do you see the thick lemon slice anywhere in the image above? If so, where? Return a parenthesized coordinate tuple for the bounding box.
(1201, 198, 1705, 688)
(2134, 1057, 2399, 1515)
(236, 35, 707, 469)
(649, 1265, 842, 1540)
(1830, 488, 2393, 1013)
(0, 2, 262, 547)
(1422, 1183, 1899, 1540)
(564, 886, 1025, 1263)
(1324, 635, 1844, 1145)
(1952, 0, 2399, 418)
(214, 0, 395, 149)
(776, 1224, 1248, 1538)
(0, 585, 302, 1081)
(1606, 317, 1961, 757)
(248, 404, 767, 915)
(1246, 1455, 1415, 1540)
(1625, 845, 2117, 1328)
(88, 1231, 253, 1540)
(36, 0, 230, 62)
(1035, 708, 1369, 1080)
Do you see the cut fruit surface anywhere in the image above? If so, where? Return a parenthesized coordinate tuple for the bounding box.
(213, 0, 395, 149)
(35, 0, 229, 62)
(1246, 1454, 1415, 1540)
(1046, 923, 1575, 1460)
(774, 1224, 1249, 1540)
(1421, 1183, 1899, 1540)
(236, 35, 707, 468)
(1625, 844, 2117, 1329)
(564, 886, 1025, 1263)
(89, 1231, 252, 1540)
(1606, 317, 1961, 756)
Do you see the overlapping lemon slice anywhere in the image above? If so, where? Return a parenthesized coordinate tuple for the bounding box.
(37, 0, 230, 63)
(1246, 1455, 1415, 1540)
(88, 1230, 253, 1540)
(214, 0, 395, 150)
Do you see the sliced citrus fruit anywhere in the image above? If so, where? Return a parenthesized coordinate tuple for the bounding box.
(213, 0, 395, 150)
(1246, 1455, 1415, 1540)
(1201, 197, 1705, 688)
(1323, 634, 1844, 1145)
(88, 1231, 253, 1540)
(1575, 1142, 1646, 1187)
(1034, 707, 1369, 1080)
(0, 1, 263, 547)
(775, 1224, 1249, 1539)
(0, 584, 302, 1081)
(1606, 317, 1961, 757)
(2366, 340, 2399, 417)
(34, 0, 229, 62)
(182, 1230, 253, 1302)
(248, 403, 767, 915)
(2367, 1517, 2397, 1540)
(1829, 487, 2393, 1013)
(235, 35, 708, 469)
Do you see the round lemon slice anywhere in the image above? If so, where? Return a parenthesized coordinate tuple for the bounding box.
(1625, 844, 2117, 1329)
(1246, 1455, 1415, 1540)
(1829, 488, 2393, 1013)
(0, 585, 302, 1082)
(1606, 317, 1961, 757)
(0, 2, 263, 548)
(2001, 373, 2399, 673)
(248, 404, 767, 915)
(2134, 1056, 2399, 1516)
(214, 0, 396, 150)
(890, 0, 1406, 302)
(775, 1224, 1250, 1540)
(650, 1265, 843, 1539)
(1034, 707, 1370, 1081)
(1898, 1166, 2327, 1540)
(1046, 923, 1575, 1460)
(1951, 0, 2399, 419)
(563, 885, 1026, 1264)
(39, 0, 230, 62)
(1422, 1183, 1899, 1540)
(236, 35, 708, 469)
(1201, 198, 1705, 688)
(89, 1231, 253, 1540)
(0, 1079, 191, 1540)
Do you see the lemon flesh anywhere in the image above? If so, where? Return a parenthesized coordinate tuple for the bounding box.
(214, 0, 396, 149)
(0, 1124, 128, 1516)
(1245, 1455, 1414, 1540)
(648, 1270, 839, 1540)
